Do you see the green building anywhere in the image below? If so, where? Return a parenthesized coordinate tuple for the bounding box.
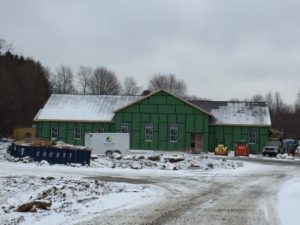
(34, 90, 271, 153)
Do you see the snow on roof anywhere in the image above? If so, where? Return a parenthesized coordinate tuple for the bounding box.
(190, 101, 271, 126)
(34, 94, 141, 122)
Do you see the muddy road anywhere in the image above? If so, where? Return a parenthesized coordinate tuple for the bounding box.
(78, 159, 300, 225)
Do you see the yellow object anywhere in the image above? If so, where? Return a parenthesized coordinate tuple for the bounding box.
(214, 144, 228, 155)
(13, 127, 36, 141)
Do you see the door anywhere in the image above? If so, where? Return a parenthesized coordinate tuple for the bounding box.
(191, 133, 203, 153)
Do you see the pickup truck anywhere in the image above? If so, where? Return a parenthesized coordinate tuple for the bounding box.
(262, 140, 283, 157)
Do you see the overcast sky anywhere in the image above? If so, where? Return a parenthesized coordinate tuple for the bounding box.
(1, 0, 300, 103)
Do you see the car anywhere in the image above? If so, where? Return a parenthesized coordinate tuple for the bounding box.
(234, 140, 249, 156)
(262, 140, 283, 157)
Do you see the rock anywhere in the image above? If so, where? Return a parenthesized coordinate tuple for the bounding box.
(134, 155, 145, 160)
(207, 163, 214, 169)
(22, 156, 33, 163)
(123, 155, 134, 160)
(40, 160, 49, 166)
(165, 157, 185, 163)
(159, 164, 166, 170)
(90, 154, 98, 160)
(173, 166, 179, 170)
(46, 176, 55, 180)
(112, 153, 122, 160)
(190, 163, 200, 168)
(148, 155, 161, 161)
(17, 201, 51, 212)
(130, 162, 142, 169)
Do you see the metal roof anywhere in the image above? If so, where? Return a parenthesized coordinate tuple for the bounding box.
(190, 101, 271, 126)
(34, 94, 141, 122)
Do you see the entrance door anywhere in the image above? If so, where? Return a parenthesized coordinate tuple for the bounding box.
(191, 133, 203, 153)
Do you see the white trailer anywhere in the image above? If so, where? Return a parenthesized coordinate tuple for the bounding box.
(84, 133, 130, 156)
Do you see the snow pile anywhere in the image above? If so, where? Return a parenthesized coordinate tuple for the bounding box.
(278, 178, 300, 225)
(276, 153, 296, 160)
(0, 141, 10, 156)
(0, 175, 147, 225)
(90, 153, 244, 171)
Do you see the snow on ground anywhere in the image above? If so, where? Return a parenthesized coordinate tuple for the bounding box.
(0, 142, 249, 225)
(0, 175, 154, 225)
(278, 177, 300, 225)
(0, 141, 298, 225)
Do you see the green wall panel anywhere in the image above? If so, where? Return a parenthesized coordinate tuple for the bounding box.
(167, 96, 184, 105)
(140, 105, 157, 113)
(149, 96, 167, 104)
(176, 105, 193, 114)
(37, 91, 269, 153)
(158, 105, 175, 113)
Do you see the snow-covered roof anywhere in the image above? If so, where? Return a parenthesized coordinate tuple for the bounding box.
(34, 94, 141, 122)
(190, 101, 271, 126)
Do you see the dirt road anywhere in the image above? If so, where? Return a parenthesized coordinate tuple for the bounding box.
(78, 159, 299, 225)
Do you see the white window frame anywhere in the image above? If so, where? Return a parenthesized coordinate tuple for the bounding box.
(248, 130, 256, 144)
(169, 124, 178, 143)
(145, 123, 153, 142)
(74, 127, 81, 140)
(51, 126, 59, 139)
(120, 123, 129, 133)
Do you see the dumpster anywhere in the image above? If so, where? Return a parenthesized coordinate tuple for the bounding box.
(9, 144, 91, 165)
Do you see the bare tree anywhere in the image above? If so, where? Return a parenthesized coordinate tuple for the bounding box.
(122, 76, 142, 95)
(148, 73, 187, 96)
(77, 65, 92, 94)
(295, 90, 300, 110)
(51, 65, 75, 94)
(0, 39, 13, 55)
(88, 67, 121, 95)
(251, 94, 264, 102)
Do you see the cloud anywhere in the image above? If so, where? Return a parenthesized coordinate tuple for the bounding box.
(0, 0, 299, 103)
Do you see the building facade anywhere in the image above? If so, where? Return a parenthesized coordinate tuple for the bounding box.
(35, 90, 271, 153)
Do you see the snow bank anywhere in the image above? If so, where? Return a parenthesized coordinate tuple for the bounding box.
(0, 175, 153, 225)
(278, 178, 300, 225)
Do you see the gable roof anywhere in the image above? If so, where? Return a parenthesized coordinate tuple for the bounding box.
(190, 100, 271, 126)
(114, 89, 212, 116)
(34, 94, 140, 122)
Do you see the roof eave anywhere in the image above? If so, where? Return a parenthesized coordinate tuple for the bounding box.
(209, 123, 271, 127)
(34, 119, 114, 123)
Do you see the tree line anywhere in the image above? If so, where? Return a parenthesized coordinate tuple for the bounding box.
(50, 64, 187, 96)
(0, 38, 299, 139)
(0, 39, 51, 136)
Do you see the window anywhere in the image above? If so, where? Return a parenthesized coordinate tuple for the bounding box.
(145, 123, 153, 142)
(248, 130, 256, 144)
(96, 127, 104, 133)
(74, 127, 81, 140)
(51, 126, 58, 139)
(120, 123, 129, 133)
(170, 124, 178, 142)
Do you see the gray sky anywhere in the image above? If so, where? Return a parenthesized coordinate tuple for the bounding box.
(1, 0, 300, 103)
